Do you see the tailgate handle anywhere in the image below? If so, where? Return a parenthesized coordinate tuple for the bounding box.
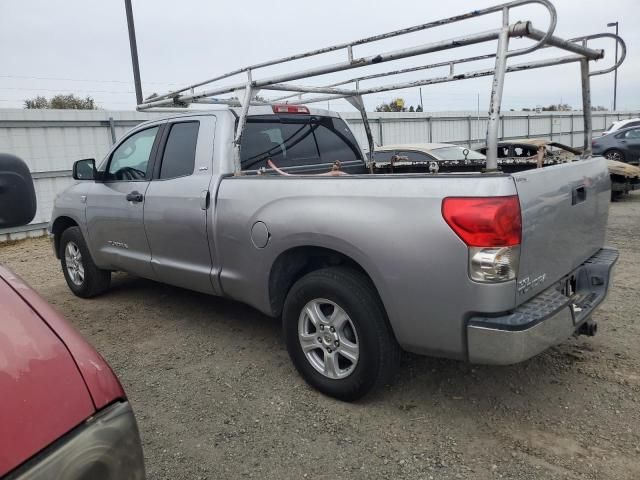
(572, 185, 586, 205)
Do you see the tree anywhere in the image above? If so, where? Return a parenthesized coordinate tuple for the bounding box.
(416, 105, 423, 112)
(24, 96, 49, 109)
(521, 104, 573, 112)
(409, 105, 415, 112)
(24, 94, 97, 110)
(145, 92, 188, 108)
(375, 97, 406, 112)
(542, 103, 572, 112)
(591, 105, 607, 111)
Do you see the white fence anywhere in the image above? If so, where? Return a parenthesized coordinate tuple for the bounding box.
(1, 108, 638, 241)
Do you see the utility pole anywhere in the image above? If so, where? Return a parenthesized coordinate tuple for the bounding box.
(124, 0, 143, 106)
(419, 88, 423, 111)
(607, 21, 619, 111)
(476, 93, 480, 143)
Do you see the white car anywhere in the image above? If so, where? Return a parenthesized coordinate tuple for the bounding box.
(602, 118, 640, 136)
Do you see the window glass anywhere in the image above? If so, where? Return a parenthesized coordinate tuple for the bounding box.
(240, 115, 362, 171)
(373, 151, 396, 162)
(159, 122, 199, 179)
(313, 117, 361, 163)
(430, 146, 486, 161)
(240, 116, 319, 170)
(624, 128, 640, 139)
(107, 126, 159, 181)
(398, 151, 432, 162)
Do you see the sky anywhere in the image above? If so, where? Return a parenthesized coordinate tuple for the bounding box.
(0, 0, 638, 113)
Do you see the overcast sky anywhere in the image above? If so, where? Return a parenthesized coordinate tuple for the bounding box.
(1, 0, 638, 113)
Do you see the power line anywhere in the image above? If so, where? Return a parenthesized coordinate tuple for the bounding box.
(0, 86, 135, 94)
(0, 74, 185, 86)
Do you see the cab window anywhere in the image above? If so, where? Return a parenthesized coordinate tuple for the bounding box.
(106, 126, 159, 181)
(159, 122, 200, 179)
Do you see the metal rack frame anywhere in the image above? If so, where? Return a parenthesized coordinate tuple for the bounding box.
(136, 0, 626, 174)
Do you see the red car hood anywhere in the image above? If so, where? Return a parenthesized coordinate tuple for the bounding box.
(0, 266, 125, 476)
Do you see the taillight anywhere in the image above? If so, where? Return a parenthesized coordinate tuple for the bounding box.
(442, 196, 522, 283)
(272, 104, 310, 114)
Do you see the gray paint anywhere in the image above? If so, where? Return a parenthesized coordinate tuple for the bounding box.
(51, 109, 614, 362)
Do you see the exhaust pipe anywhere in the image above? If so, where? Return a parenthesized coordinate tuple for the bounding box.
(578, 319, 598, 337)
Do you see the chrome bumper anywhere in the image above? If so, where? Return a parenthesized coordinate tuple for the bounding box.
(467, 247, 618, 365)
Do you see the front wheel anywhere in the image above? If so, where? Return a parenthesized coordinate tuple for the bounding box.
(283, 267, 400, 401)
(60, 226, 111, 298)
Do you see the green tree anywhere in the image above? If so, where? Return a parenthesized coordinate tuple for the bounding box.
(24, 94, 97, 110)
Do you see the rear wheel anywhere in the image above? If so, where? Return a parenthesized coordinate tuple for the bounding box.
(283, 267, 400, 401)
(604, 149, 625, 162)
(60, 227, 111, 298)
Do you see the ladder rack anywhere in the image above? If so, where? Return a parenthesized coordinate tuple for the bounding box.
(136, 0, 626, 174)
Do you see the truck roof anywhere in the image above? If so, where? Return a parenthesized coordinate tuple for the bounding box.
(133, 105, 341, 126)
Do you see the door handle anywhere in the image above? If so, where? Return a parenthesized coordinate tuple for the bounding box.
(126, 191, 144, 203)
(200, 190, 210, 210)
(572, 185, 586, 205)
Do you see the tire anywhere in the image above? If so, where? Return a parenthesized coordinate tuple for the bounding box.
(604, 149, 626, 162)
(60, 226, 111, 298)
(283, 266, 400, 401)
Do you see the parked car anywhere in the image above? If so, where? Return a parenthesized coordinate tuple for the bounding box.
(372, 143, 488, 172)
(476, 139, 580, 169)
(592, 126, 640, 165)
(475, 139, 640, 199)
(51, 106, 617, 400)
(0, 153, 145, 479)
(601, 117, 640, 136)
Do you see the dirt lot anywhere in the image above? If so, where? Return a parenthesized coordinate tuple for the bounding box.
(2, 193, 639, 480)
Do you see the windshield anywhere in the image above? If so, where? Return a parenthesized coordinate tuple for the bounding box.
(430, 146, 486, 161)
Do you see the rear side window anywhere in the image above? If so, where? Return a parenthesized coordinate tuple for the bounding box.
(159, 121, 199, 179)
(623, 128, 640, 139)
(398, 151, 433, 162)
(240, 115, 362, 171)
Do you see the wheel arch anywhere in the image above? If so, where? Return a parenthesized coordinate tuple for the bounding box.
(267, 246, 391, 327)
(51, 216, 79, 258)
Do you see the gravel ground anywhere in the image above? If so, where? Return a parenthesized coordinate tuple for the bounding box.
(2, 192, 639, 480)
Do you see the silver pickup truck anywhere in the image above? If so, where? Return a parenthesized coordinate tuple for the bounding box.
(50, 0, 624, 399)
(50, 105, 617, 400)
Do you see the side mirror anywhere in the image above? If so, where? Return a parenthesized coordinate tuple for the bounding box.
(0, 153, 37, 229)
(73, 158, 97, 180)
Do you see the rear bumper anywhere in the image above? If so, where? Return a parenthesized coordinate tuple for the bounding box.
(467, 247, 618, 365)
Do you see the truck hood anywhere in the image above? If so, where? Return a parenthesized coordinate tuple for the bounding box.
(0, 266, 124, 476)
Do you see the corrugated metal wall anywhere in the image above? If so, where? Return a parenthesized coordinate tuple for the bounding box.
(0, 109, 166, 240)
(1, 108, 637, 240)
(341, 110, 637, 151)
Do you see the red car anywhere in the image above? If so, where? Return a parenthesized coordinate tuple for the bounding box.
(0, 154, 145, 479)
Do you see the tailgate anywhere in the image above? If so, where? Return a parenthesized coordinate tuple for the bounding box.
(512, 157, 611, 303)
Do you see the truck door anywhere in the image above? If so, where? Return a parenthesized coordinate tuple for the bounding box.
(143, 116, 216, 294)
(86, 124, 163, 278)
